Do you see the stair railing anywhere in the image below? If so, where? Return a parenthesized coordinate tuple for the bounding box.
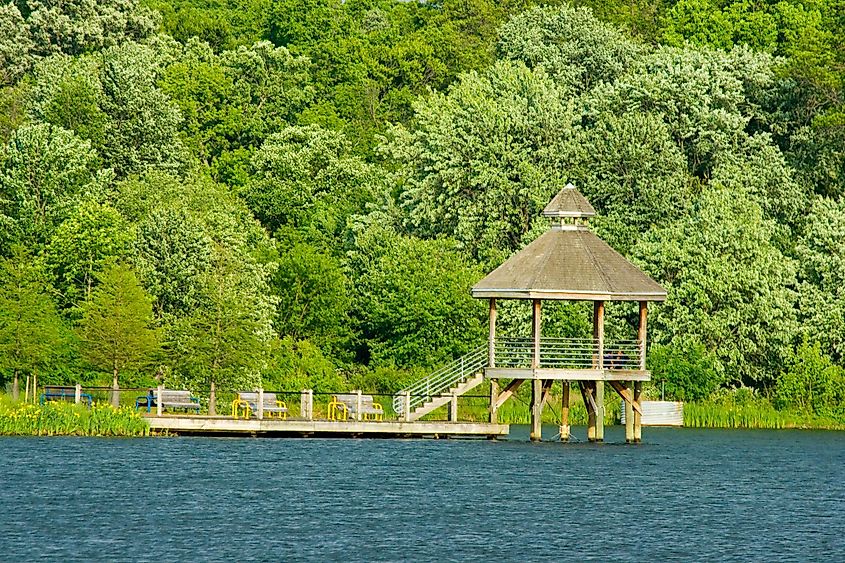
(392, 344, 488, 415)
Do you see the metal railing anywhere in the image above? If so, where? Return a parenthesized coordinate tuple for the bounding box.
(392, 344, 488, 415)
(493, 337, 643, 370)
(391, 338, 644, 415)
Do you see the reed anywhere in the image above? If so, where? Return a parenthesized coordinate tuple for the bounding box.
(684, 401, 845, 430)
(0, 397, 150, 437)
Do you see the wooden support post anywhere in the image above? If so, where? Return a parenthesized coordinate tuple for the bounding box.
(24, 375, 30, 403)
(488, 298, 497, 368)
(356, 390, 363, 422)
(257, 388, 264, 420)
(74, 384, 82, 405)
(156, 384, 163, 417)
(530, 378, 543, 441)
(638, 301, 648, 370)
(449, 392, 458, 422)
(489, 379, 499, 423)
(595, 380, 605, 442)
(635, 301, 647, 442)
(593, 301, 605, 369)
(532, 299, 541, 370)
(33, 372, 37, 404)
(634, 381, 643, 443)
(12, 373, 19, 402)
(403, 390, 411, 421)
(580, 381, 597, 442)
(625, 381, 634, 443)
(560, 381, 570, 442)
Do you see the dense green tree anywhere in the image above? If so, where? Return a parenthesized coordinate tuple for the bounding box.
(776, 340, 845, 418)
(245, 125, 378, 243)
(165, 250, 271, 412)
(0, 123, 99, 252)
(349, 224, 485, 368)
(14, 0, 159, 59)
(272, 241, 350, 347)
(0, 248, 67, 399)
(633, 185, 797, 385)
(47, 200, 133, 307)
(497, 4, 642, 90)
(0, 3, 33, 85)
(795, 197, 845, 361)
(77, 263, 160, 404)
(28, 43, 184, 177)
(384, 60, 575, 264)
(648, 340, 722, 401)
(134, 208, 212, 317)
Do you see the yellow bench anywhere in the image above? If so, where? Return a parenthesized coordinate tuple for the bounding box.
(231, 392, 288, 419)
(328, 394, 384, 421)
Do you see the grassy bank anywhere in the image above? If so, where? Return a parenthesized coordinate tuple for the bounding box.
(0, 398, 150, 437)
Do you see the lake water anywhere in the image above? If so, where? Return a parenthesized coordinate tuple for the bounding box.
(1, 426, 843, 561)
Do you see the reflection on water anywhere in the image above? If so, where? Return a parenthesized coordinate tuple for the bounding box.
(1, 426, 843, 561)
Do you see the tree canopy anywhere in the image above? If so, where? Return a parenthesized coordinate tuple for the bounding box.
(1, 0, 844, 418)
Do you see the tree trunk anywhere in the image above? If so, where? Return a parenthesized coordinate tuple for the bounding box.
(111, 366, 120, 408)
(208, 381, 216, 416)
(12, 370, 19, 401)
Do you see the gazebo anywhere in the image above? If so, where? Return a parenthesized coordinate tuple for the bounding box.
(471, 184, 667, 442)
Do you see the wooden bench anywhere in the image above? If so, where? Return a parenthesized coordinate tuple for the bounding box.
(328, 393, 384, 421)
(39, 386, 93, 408)
(231, 392, 288, 419)
(136, 389, 200, 414)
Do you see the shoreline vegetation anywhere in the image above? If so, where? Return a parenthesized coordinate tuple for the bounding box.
(0, 397, 150, 437)
(2, 392, 841, 436)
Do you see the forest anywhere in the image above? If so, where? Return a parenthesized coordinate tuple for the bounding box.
(0, 0, 843, 421)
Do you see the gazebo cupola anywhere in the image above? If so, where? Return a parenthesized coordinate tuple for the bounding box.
(471, 184, 667, 443)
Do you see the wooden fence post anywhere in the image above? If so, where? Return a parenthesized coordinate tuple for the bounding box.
(156, 385, 163, 417)
(404, 391, 411, 421)
(257, 388, 264, 420)
(74, 384, 82, 405)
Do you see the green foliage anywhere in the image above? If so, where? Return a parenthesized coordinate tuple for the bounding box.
(244, 125, 377, 240)
(134, 207, 212, 317)
(76, 263, 160, 383)
(648, 341, 722, 401)
(272, 241, 350, 346)
(0, 399, 150, 436)
(498, 4, 642, 89)
(47, 200, 134, 307)
(350, 225, 485, 368)
(164, 250, 270, 392)
(0, 248, 67, 390)
(0, 123, 99, 251)
(776, 340, 845, 418)
(634, 185, 797, 385)
(262, 336, 345, 393)
(28, 43, 184, 177)
(795, 197, 845, 360)
(385, 60, 575, 263)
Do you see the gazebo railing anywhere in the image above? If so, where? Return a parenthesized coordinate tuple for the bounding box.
(493, 337, 643, 370)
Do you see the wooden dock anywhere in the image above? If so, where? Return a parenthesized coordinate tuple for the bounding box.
(146, 415, 509, 439)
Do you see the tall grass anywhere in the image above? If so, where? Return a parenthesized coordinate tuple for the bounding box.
(0, 397, 150, 436)
(684, 401, 845, 430)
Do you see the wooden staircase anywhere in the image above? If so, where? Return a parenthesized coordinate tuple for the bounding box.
(393, 344, 488, 421)
(404, 372, 485, 422)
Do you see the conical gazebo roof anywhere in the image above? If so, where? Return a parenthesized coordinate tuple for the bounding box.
(471, 186, 666, 302)
(542, 183, 596, 218)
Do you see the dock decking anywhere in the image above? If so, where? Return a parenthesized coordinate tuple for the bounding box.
(146, 415, 509, 438)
